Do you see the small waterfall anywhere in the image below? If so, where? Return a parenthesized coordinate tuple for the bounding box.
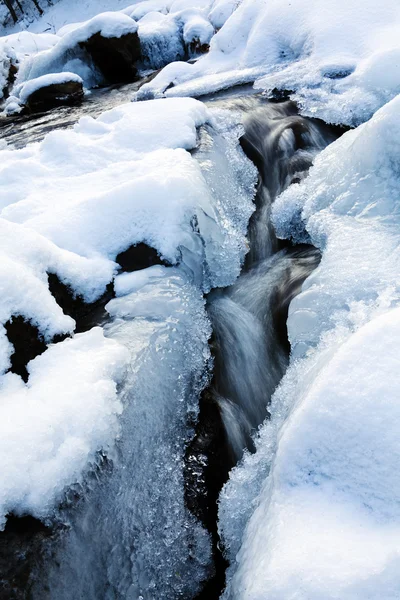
(209, 245, 321, 461)
(204, 97, 336, 460)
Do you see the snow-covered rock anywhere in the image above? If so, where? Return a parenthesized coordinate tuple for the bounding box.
(15, 12, 140, 89)
(5, 71, 84, 114)
(0, 95, 255, 528)
(139, 0, 400, 126)
(0, 328, 129, 529)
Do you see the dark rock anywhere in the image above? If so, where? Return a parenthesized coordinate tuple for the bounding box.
(80, 31, 141, 84)
(3, 61, 18, 100)
(48, 273, 114, 333)
(185, 388, 231, 600)
(267, 87, 294, 102)
(188, 41, 210, 56)
(5, 316, 47, 383)
(0, 515, 52, 600)
(25, 80, 84, 114)
(116, 243, 168, 272)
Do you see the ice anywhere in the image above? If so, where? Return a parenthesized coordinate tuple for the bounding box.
(39, 267, 214, 599)
(219, 94, 400, 599)
(138, 11, 185, 69)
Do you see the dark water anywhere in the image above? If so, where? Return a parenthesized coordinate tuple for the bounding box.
(0, 79, 147, 148)
(203, 97, 336, 460)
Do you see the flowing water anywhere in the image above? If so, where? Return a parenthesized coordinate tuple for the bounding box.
(201, 97, 337, 461)
(0, 86, 339, 599)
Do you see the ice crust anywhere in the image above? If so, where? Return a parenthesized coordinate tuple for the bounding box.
(219, 94, 400, 599)
(39, 267, 214, 598)
(0, 96, 255, 528)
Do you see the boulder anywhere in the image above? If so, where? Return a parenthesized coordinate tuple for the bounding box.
(24, 79, 84, 113)
(80, 31, 141, 84)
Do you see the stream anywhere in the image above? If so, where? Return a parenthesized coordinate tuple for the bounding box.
(0, 83, 340, 599)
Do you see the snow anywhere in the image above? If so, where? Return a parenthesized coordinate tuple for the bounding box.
(0, 0, 239, 99)
(0, 327, 129, 529)
(138, 0, 400, 126)
(0, 95, 255, 530)
(219, 94, 400, 599)
(222, 309, 400, 600)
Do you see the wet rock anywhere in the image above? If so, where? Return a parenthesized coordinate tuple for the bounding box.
(0, 516, 52, 600)
(116, 243, 168, 272)
(5, 316, 47, 383)
(48, 274, 114, 333)
(185, 388, 231, 599)
(25, 80, 84, 114)
(80, 31, 141, 84)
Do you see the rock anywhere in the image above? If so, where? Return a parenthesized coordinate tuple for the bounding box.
(0, 516, 52, 600)
(24, 79, 84, 113)
(116, 243, 168, 272)
(4, 316, 47, 383)
(80, 31, 141, 84)
(188, 41, 210, 57)
(47, 274, 114, 333)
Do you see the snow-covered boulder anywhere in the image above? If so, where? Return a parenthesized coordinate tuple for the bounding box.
(79, 17, 141, 83)
(16, 12, 140, 90)
(6, 72, 84, 114)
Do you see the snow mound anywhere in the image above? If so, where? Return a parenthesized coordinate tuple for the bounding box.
(139, 0, 400, 125)
(219, 94, 400, 599)
(0, 328, 129, 528)
(223, 308, 400, 600)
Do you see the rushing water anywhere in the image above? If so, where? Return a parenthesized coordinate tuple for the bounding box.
(202, 97, 336, 461)
(1, 86, 339, 599)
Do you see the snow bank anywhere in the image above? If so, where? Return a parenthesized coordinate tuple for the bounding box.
(223, 309, 400, 600)
(0, 95, 254, 527)
(219, 95, 400, 598)
(139, 0, 400, 126)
